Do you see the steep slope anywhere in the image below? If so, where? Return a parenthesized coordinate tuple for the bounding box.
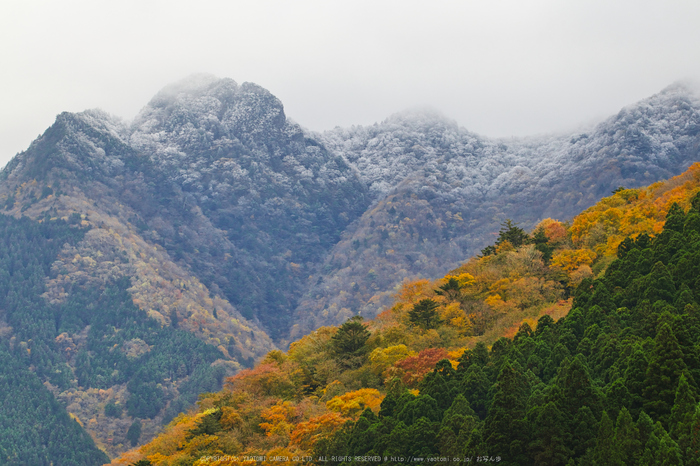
(0, 75, 369, 457)
(0, 215, 110, 465)
(2, 76, 700, 461)
(292, 83, 700, 336)
(129, 75, 369, 339)
(0, 109, 276, 456)
(112, 163, 700, 466)
(319, 192, 700, 465)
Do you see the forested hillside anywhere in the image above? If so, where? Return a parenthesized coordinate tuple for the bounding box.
(0, 106, 276, 456)
(0, 215, 108, 464)
(0, 76, 699, 461)
(322, 192, 700, 464)
(112, 163, 700, 465)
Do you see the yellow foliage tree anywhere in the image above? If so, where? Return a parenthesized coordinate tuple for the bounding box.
(326, 388, 384, 417)
(443, 273, 476, 288)
(489, 278, 511, 300)
(551, 249, 597, 272)
(369, 344, 416, 376)
(394, 279, 434, 305)
(439, 302, 474, 335)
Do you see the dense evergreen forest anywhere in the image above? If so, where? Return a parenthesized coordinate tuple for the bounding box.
(0, 213, 228, 461)
(318, 197, 700, 464)
(0, 343, 110, 465)
(0, 215, 109, 464)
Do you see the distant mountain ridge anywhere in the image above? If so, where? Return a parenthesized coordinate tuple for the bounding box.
(0, 76, 699, 460)
(292, 82, 700, 336)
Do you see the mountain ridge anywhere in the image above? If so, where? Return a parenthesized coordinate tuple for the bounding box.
(1, 76, 700, 459)
(290, 81, 700, 337)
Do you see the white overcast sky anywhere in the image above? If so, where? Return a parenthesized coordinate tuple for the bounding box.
(1, 0, 700, 167)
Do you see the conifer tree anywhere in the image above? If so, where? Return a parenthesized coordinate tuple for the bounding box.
(643, 323, 687, 424)
(657, 430, 684, 465)
(640, 421, 663, 465)
(437, 425, 460, 458)
(435, 277, 463, 302)
(614, 407, 641, 466)
(347, 409, 378, 456)
(625, 344, 649, 416)
(438, 394, 479, 457)
(685, 404, 700, 466)
(639, 421, 683, 465)
(606, 378, 633, 421)
(406, 417, 440, 456)
(664, 203, 687, 233)
(638, 410, 655, 447)
(441, 394, 476, 432)
(484, 360, 529, 464)
(528, 401, 572, 465)
(330, 315, 371, 368)
(552, 355, 602, 422)
(396, 395, 441, 425)
(643, 262, 677, 304)
(669, 373, 697, 452)
(683, 211, 700, 237)
(497, 219, 529, 248)
(126, 419, 142, 447)
(674, 284, 697, 312)
(571, 406, 598, 459)
(461, 364, 490, 419)
(408, 298, 442, 330)
(420, 360, 458, 412)
(592, 411, 624, 466)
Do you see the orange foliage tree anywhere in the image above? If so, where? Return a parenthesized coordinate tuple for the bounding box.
(389, 347, 449, 387)
(290, 412, 348, 451)
(259, 401, 298, 438)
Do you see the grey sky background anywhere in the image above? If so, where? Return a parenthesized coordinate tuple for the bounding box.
(1, 0, 699, 168)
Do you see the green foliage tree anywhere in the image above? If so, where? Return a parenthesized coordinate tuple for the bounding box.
(408, 298, 442, 330)
(614, 408, 642, 466)
(484, 360, 529, 463)
(461, 364, 490, 419)
(624, 344, 649, 416)
(435, 277, 463, 302)
(330, 316, 371, 368)
(669, 373, 697, 454)
(531, 227, 555, 264)
(528, 401, 572, 465)
(126, 419, 142, 447)
(104, 402, 122, 418)
(685, 404, 700, 466)
(643, 262, 677, 304)
(640, 421, 683, 465)
(498, 219, 529, 248)
(481, 219, 530, 256)
(315, 200, 700, 465)
(643, 323, 687, 425)
(571, 406, 598, 459)
(592, 411, 624, 466)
